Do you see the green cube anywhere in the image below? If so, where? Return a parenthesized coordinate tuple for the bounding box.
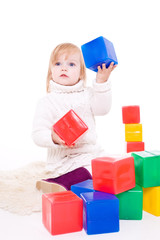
(131, 151, 160, 187)
(116, 184, 143, 220)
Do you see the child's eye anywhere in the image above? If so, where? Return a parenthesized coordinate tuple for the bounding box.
(69, 62, 75, 67)
(55, 62, 61, 66)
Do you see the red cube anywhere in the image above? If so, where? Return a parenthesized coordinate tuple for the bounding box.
(42, 191, 83, 235)
(92, 155, 135, 194)
(122, 105, 140, 124)
(53, 110, 88, 146)
(126, 142, 145, 153)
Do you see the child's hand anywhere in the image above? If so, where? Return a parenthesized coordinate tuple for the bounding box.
(51, 128, 75, 148)
(96, 62, 117, 83)
(51, 129, 65, 146)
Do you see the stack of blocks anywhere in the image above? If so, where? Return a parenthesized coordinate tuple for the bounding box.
(71, 155, 143, 235)
(122, 105, 145, 153)
(121, 106, 160, 216)
(132, 150, 160, 216)
(42, 153, 144, 235)
(91, 156, 142, 221)
(42, 155, 144, 235)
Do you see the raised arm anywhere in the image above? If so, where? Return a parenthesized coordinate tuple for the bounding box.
(90, 62, 117, 116)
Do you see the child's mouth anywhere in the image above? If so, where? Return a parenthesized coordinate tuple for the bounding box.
(60, 74, 68, 77)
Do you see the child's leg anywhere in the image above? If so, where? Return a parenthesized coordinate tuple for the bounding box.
(36, 180, 67, 193)
(46, 167, 92, 190)
(36, 167, 92, 193)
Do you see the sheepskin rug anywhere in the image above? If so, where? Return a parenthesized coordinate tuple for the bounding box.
(0, 161, 54, 215)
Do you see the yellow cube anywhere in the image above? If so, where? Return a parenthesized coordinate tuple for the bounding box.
(143, 186, 160, 216)
(125, 124, 142, 142)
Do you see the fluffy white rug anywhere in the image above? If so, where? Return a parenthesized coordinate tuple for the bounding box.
(0, 161, 54, 215)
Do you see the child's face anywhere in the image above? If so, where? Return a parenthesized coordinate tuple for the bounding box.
(51, 52, 81, 86)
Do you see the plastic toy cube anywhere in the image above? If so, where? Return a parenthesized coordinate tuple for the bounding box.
(81, 36, 118, 72)
(116, 184, 143, 220)
(122, 105, 140, 124)
(81, 192, 119, 235)
(42, 191, 83, 235)
(143, 186, 160, 216)
(131, 150, 160, 187)
(126, 142, 145, 153)
(71, 179, 95, 197)
(92, 155, 135, 194)
(125, 124, 142, 142)
(53, 109, 88, 146)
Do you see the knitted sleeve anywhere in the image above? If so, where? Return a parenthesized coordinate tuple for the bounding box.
(31, 97, 62, 149)
(89, 79, 112, 116)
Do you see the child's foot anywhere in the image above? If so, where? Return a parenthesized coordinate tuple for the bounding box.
(36, 180, 67, 193)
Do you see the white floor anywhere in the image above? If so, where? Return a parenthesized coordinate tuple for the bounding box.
(0, 208, 160, 240)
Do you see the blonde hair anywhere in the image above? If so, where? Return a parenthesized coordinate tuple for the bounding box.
(46, 43, 86, 92)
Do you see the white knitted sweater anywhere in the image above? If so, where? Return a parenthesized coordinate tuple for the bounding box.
(32, 79, 112, 177)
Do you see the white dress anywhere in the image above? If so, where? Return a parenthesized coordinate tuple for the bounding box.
(32, 79, 112, 177)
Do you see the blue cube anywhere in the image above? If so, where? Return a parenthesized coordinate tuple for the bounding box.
(81, 36, 118, 72)
(71, 179, 95, 197)
(81, 192, 119, 235)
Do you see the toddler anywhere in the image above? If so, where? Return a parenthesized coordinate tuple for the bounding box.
(32, 43, 117, 192)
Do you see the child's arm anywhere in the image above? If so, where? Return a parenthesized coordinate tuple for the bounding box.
(90, 62, 117, 116)
(32, 97, 64, 148)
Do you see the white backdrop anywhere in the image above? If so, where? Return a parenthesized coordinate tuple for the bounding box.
(0, 0, 160, 171)
(1, 1, 160, 240)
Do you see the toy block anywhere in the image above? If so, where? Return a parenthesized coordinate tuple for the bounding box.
(125, 124, 142, 142)
(81, 36, 118, 72)
(116, 184, 143, 220)
(149, 150, 160, 155)
(42, 191, 83, 235)
(92, 155, 135, 195)
(122, 105, 140, 124)
(80, 192, 119, 235)
(53, 109, 88, 146)
(131, 151, 160, 187)
(143, 186, 160, 216)
(126, 142, 145, 153)
(71, 179, 95, 197)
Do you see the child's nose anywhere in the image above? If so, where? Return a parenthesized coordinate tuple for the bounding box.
(61, 63, 67, 71)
